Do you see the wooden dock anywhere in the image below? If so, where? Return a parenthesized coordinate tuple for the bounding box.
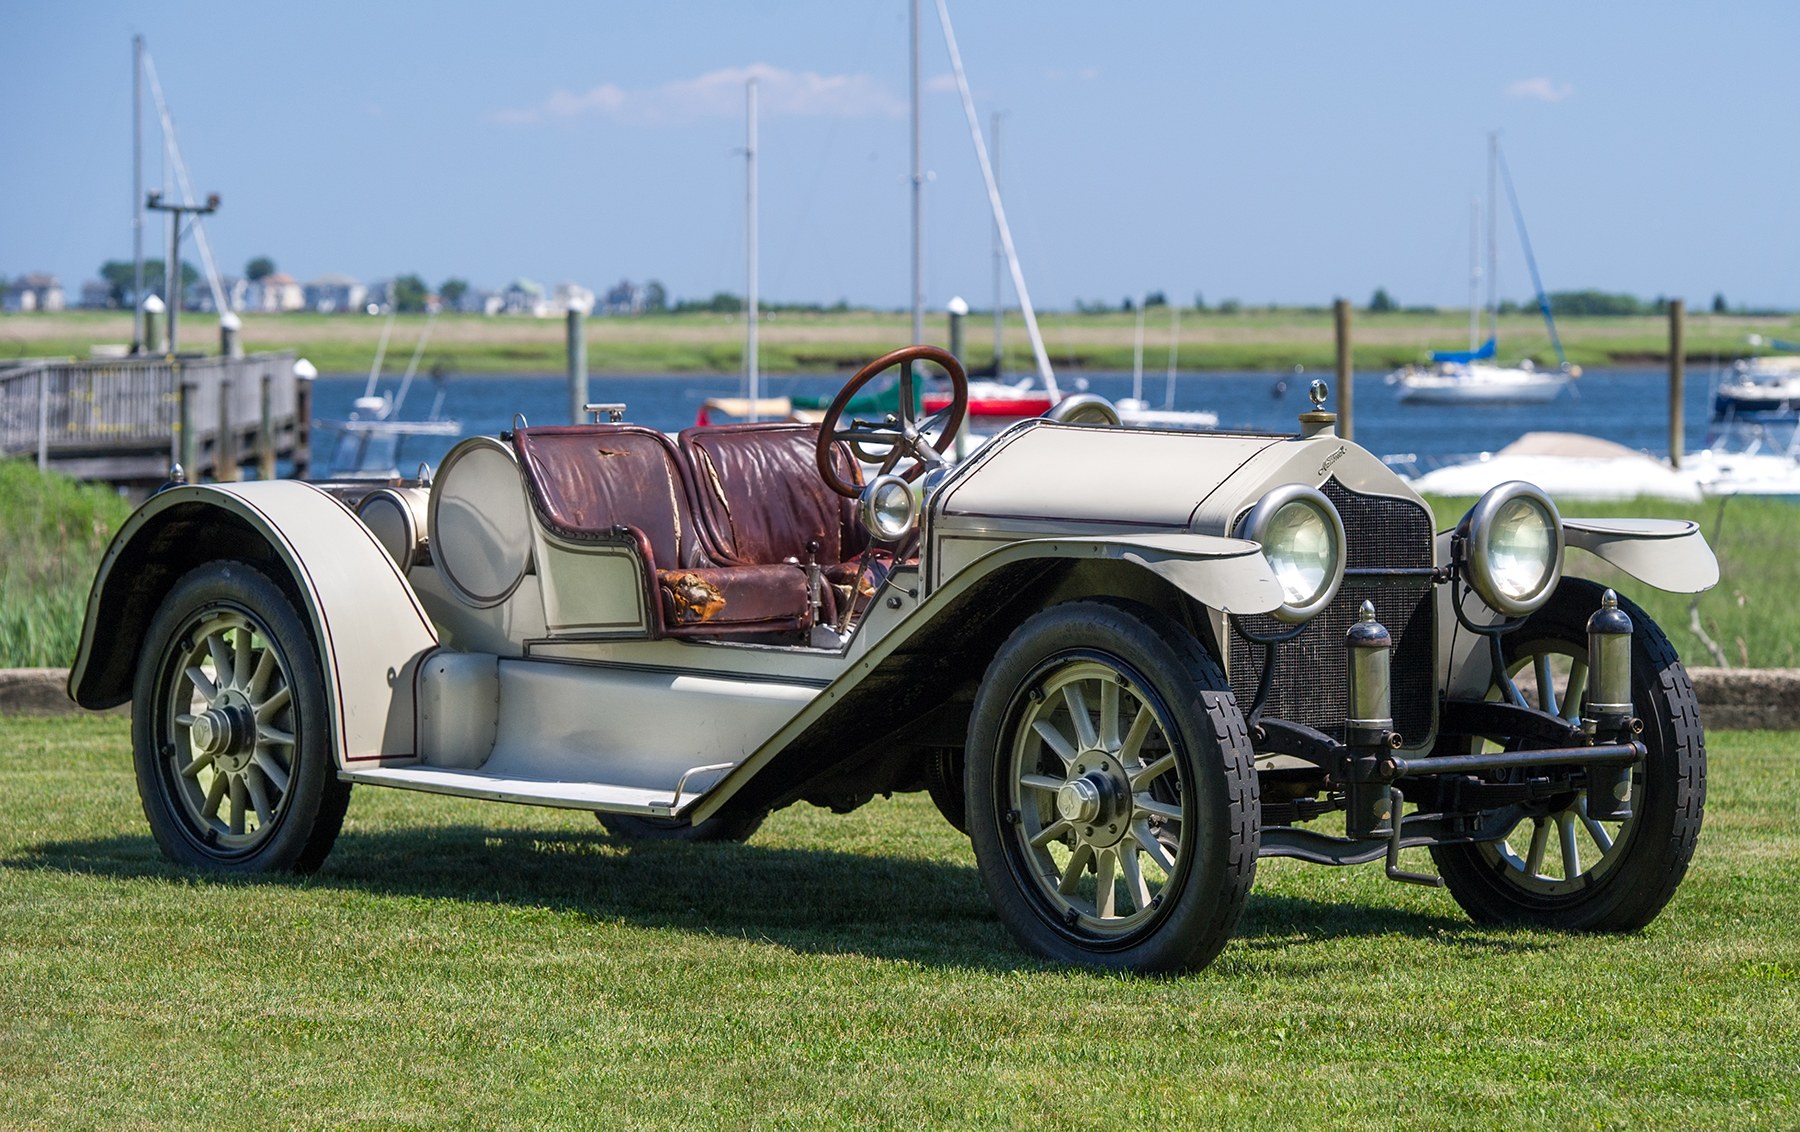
(0, 352, 311, 487)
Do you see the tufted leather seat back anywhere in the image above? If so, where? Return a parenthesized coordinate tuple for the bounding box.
(679, 422, 868, 567)
(512, 425, 705, 568)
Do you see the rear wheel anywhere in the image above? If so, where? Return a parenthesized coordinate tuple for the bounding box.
(967, 600, 1258, 974)
(132, 561, 349, 873)
(1432, 579, 1706, 930)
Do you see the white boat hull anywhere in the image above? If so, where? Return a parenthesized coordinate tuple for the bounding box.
(1394, 364, 1571, 405)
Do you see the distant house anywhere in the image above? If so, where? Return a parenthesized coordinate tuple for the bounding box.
(553, 281, 596, 315)
(500, 278, 549, 317)
(78, 280, 116, 310)
(247, 272, 304, 313)
(2, 273, 65, 313)
(304, 273, 367, 314)
(602, 279, 645, 316)
(195, 276, 251, 313)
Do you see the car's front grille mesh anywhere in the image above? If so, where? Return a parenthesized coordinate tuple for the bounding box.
(1229, 480, 1437, 744)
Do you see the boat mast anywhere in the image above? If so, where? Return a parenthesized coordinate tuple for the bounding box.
(1496, 141, 1569, 369)
(132, 35, 145, 352)
(1468, 196, 1480, 352)
(1486, 131, 1498, 348)
(934, 0, 1057, 397)
(910, 0, 924, 345)
(745, 77, 760, 419)
(990, 110, 1004, 372)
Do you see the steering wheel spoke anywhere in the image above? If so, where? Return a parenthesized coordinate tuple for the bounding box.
(815, 345, 969, 498)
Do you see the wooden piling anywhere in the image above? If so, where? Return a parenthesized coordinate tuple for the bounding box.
(1669, 299, 1685, 470)
(1334, 298, 1353, 442)
(294, 373, 312, 479)
(216, 378, 237, 481)
(566, 304, 588, 425)
(178, 380, 197, 478)
(259, 372, 276, 480)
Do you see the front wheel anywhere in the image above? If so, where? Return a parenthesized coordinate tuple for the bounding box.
(1432, 579, 1706, 930)
(132, 561, 349, 873)
(967, 600, 1258, 974)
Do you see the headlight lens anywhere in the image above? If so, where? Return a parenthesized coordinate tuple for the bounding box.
(859, 474, 919, 542)
(1238, 485, 1346, 622)
(1459, 482, 1563, 616)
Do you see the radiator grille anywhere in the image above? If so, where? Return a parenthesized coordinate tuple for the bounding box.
(1229, 480, 1436, 743)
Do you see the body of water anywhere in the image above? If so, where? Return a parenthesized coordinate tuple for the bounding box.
(309, 366, 1744, 478)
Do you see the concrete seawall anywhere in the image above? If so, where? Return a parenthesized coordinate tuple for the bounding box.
(4, 666, 1796, 731)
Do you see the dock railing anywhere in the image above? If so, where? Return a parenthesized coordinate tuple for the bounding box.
(0, 352, 306, 484)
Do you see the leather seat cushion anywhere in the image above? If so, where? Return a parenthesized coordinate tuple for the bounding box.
(514, 425, 698, 567)
(679, 423, 867, 566)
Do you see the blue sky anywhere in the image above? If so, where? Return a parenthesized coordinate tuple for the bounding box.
(3, 2, 1796, 311)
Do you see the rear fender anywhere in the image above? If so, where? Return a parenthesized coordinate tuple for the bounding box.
(67, 481, 438, 766)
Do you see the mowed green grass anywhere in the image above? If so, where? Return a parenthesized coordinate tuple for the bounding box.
(1, 715, 1793, 1128)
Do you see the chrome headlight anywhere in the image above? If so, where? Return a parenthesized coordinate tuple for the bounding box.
(1238, 484, 1346, 623)
(1458, 481, 1563, 617)
(859, 474, 919, 542)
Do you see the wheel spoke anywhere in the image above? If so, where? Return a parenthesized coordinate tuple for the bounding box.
(1119, 846, 1153, 912)
(1135, 796, 1182, 822)
(244, 771, 273, 829)
(1131, 753, 1175, 791)
(1098, 681, 1121, 752)
(255, 685, 291, 721)
(1557, 811, 1583, 879)
(253, 751, 291, 795)
(1534, 653, 1559, 715)
(179, 751, 215, 779)
(1058, 842, 1094, 895)
(185, 665, 219, 705)
(1523, 817, 1550, 877)
(1020, 773, 1064, 794)
(207, 633, 236, 690)
(1093, 848, 1118, 918)
(1030, 818, 1072, 849)
(202, 770, 228, 820)
(257, 724, 295, 747)
(248, 648, 276, 701)
(228, 775, 247, 836)
(1132, 821, 1177, 873)
(1562, 660, 1588, 724)
(1581, 812, 1615, 854)
(232, 629, 252, 694)
(1062, 683, 1098, 749)
(1031, 720, 1078, 771)
(1120, 704, 1154, 762)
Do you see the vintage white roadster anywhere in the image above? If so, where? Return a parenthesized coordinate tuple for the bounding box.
(69, 344, 1717, 974)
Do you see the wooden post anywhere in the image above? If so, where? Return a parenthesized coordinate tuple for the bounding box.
(947, 296, 967, 364)
(1334, 297, 1353, 442)
(259, 372, 276, 480)
(294, 370, 312, 479)
(216, 376, 238, 481)
(1669, 299, 1685, 470)
(566, 303, 588, 424)
(178, 379, 197, 479)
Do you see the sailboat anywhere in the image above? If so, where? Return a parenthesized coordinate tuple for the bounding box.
(1391, 134, 1579, 405)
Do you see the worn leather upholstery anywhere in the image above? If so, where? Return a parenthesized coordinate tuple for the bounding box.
(678, 422, 870, 568)
(512, 425, 813, 637)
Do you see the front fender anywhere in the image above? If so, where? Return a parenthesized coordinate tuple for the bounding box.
(1562, 517, 1718, 594)
(68, 481, 438, 765)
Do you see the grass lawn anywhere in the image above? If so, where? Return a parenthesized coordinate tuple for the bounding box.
(1, 715, 1794, 1128)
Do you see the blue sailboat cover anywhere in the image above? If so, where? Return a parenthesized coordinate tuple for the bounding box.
(1431, 336, 1497, 364)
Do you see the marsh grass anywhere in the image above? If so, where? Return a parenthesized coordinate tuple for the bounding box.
(6, 308, 1796, 375)
(0, 461, 133, 668)
(0, 715, 1794, 1128)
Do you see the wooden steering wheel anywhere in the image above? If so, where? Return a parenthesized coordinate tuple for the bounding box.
(815, 344, 969, 499)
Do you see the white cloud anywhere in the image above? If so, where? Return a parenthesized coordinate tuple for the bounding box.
(1505, 77, 1574, 103)
(490, 63, 906, 126)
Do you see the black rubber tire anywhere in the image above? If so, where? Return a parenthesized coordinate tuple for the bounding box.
(597, 811, 765, 843)
(1432, 578, 1706, 931)
(966, 599, 1258, 974)
(132, 561, 350, 874)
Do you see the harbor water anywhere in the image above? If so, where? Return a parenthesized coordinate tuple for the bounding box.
(310, 366, 1749, 478)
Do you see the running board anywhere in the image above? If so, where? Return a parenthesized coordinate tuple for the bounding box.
(342, 765, 712, 816)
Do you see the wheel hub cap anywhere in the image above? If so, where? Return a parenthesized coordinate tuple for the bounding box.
(1057, 777, 1103, 824)
(1065, 751, 1131, 849)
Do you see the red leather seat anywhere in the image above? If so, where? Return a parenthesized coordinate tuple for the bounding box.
(678, 422, 870, 572)
(512, 425, 812, 638)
